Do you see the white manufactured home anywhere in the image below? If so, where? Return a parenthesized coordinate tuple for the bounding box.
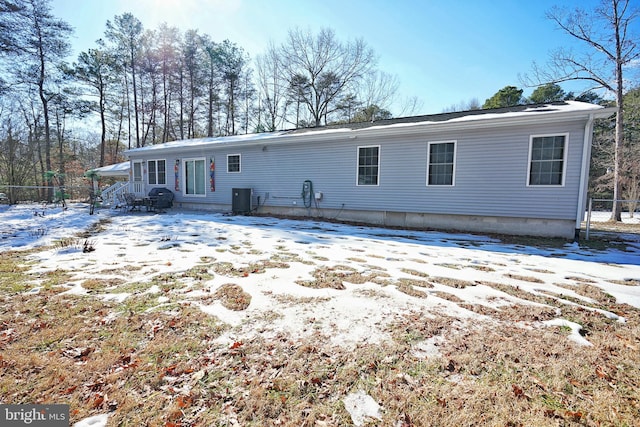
(124, 101, 614, 239)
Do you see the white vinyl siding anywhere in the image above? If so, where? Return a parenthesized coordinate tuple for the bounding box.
(227, 154, 241, 173)
(126, 118, 590, 225)
(357, 145, 380, 186)
(147, 159, 166, 185)
(528, 134, 567, 186)
(183, 158, 206, 196)
(427, 141, 456, 186)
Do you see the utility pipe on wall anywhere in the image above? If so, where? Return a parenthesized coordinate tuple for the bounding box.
(575, 113, 595, 241)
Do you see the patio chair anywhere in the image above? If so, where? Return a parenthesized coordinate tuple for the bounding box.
(115, 193, 128, 211)
(123, 193, 145, 211)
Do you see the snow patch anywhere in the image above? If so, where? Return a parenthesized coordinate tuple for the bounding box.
(412, 335, 445, 359)
(73, 413, 109, 427)
(343, 390, 382, 426)
(100, 293, 130, 303)
(544, 318, 593, 346)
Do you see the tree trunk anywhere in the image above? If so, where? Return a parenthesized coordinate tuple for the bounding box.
(207, 67, 215, 137)
(131, 43, 141, 148)
(611, 2, 624, 222)
(114, 90, 125, 161)
(229, 79, 236, 135)
(139, 72, 147, 147)
(179, 71, 185, 140)
(56, 108, 65, 186)
(37, 42, 52, 201)
(99, 85, 106, 167)
(35, 137, 45, 201)
(125, 76, 132, 150)
(611, 106, 624, 221)
(163, 67, 170, 143)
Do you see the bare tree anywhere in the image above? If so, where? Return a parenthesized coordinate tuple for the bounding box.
(157, 24, 181, 143)
(525, 0, 640, 221)
(202, 34, 221, 137)
(72, 48, 119, 166)
(255, 42, 287, 131)
(214, 39, 249, 135)
(2, 0, 72, 200)
(181, 29, 204, 139)
(622, 146, 640, 216)
(279, 28, 376, 127)
(105, 13, 143, 148)
(620, 87, 640, 216)
(357, 70, 400, 114)
(442, 98, 482, 113)
(239, 68, 256, 134)
(397, 96, 425, 117)
(138, 29, 161, 146)
(0, 97, 37, 203)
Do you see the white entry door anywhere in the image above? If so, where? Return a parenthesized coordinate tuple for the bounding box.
(132, 161, 144, 195)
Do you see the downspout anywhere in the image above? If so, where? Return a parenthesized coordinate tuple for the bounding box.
(575, 114, 595, 241)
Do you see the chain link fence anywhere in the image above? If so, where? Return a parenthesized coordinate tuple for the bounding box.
(0, 185, 93, 205)
(585, 198, 640, 239)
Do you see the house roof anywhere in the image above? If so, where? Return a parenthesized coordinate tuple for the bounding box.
(88, 161, 130, 177)
(289, 101, 609, 132)
(125, 101, 616, 157)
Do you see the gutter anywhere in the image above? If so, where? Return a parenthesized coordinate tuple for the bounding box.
(575, 113, 596, 240)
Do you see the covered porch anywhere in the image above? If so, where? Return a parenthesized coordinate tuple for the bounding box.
(86, 161, 131, 208)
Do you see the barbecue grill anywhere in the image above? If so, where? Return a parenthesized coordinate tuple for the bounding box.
(147, 188, 174, 212)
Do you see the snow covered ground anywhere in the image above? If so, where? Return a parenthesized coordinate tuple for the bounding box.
(587, 210, 640, 224)
(2, 203, 639, 337)
(1, 203, 639, 425)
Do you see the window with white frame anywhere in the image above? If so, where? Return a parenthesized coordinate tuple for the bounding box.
(528, 135, 567, 186)
(147, 159, 166, 185)
(427, 141, 456, 186)
(357, 145, 380, 186)
(183, 158, 206, 196)
(227, 154, 241, 173)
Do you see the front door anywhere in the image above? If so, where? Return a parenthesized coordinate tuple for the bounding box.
(132, 161, 144, 195)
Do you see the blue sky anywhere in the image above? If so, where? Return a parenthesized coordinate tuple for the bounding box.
(51, 0, 605, 115)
